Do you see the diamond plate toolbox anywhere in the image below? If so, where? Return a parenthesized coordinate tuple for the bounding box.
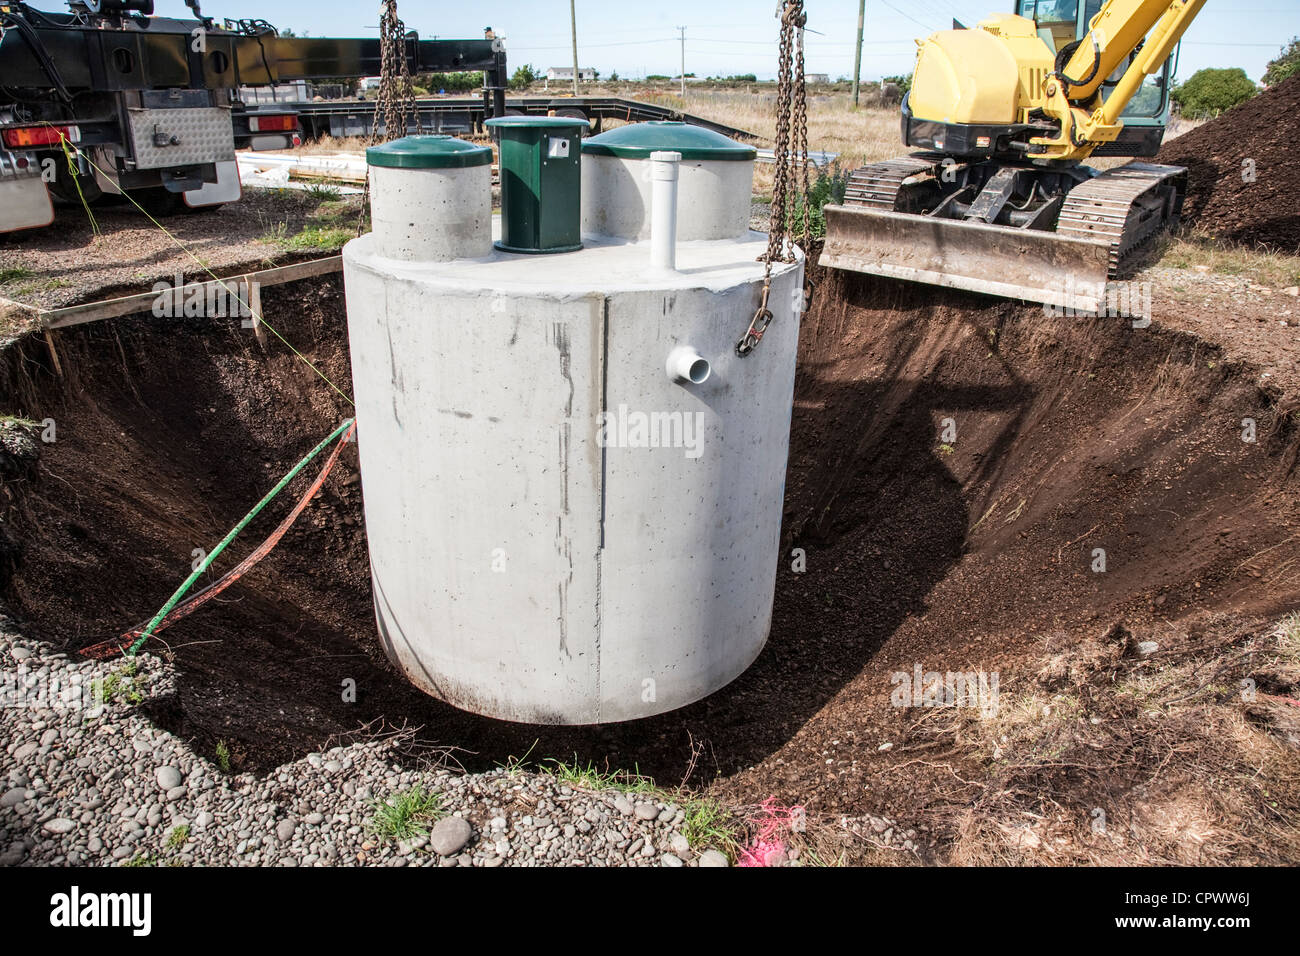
(127, 107, 236, 170)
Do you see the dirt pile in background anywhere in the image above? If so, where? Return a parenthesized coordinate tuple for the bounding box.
(1157, 74, 1300, 253)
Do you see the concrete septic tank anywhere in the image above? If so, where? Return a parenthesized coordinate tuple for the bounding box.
(364, 135, 494, 262)
(581, 121, 757, 242)
(343, 130, 803, 724)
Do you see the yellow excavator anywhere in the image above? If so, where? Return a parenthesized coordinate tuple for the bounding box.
(821, 0, 1209, 312)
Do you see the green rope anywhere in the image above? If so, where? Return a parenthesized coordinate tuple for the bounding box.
(126, 418, 356, 656)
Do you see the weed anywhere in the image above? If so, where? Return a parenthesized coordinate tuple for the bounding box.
(0, 266, 34, 285)
(367, 786, 444, 841)
(498, 739, 539, 775)
(304, 183, 344, 201)
(215, 740, 231, 774)
(165, 825, 189, 849)
(680, 797, 743, 858)
(94, 660, 143, 707)
(542, 757, 657, 794)
(260, 220, 289, 243)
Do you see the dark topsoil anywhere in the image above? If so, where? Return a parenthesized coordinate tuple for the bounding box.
(2, 263, 1299, 834)
(1157, 74, 1300, 254)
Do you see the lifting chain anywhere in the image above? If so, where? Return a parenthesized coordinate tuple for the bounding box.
(359, 0, 419, 237)
(737, 0, 813, 358)
(370, 0, 418, 145)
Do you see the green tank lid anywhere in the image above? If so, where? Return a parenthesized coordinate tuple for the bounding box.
(486, 116, 590, 130)
(581, 121, 757, 161)
(366, 135, 493, 169)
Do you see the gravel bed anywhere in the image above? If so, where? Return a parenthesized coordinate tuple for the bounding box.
(0, 619, 739, 868)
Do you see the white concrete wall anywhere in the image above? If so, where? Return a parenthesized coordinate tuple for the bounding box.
(343, 230, 802, 723)
(581, 154, 754, 242)
(368, 163, 492, 262)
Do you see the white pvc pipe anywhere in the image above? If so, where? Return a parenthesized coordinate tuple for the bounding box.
(666, 345, 711, 385)
(650, 150, 681, 272)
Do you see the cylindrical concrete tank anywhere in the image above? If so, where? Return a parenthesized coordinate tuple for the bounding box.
(343, 127, 802, 725)
(365, 135, 493, 262)
(581, 121, 757, 241)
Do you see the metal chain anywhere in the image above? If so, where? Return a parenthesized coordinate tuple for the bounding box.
(737, 0, 810, 358)
(370, 0, 418, 145)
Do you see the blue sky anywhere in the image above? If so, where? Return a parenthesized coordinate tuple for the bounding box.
(156, 1, 1297, 83)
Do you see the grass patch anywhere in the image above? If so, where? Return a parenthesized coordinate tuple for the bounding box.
(367, 786, 444, 841)
(1273, 612, 1300, 662)
(680, 797, 744, 859)
(94, 660, 144, 707)
(276, 225, 354, 252)
(0, 415, 41, 429)
(165, 825, 189, 850)
(539, 756, 747, 860)
(0, 266, 35, 285)
(541, 756, 658, 795)
(304, 183, 344, 201)
(1156, 229, 1300, 288)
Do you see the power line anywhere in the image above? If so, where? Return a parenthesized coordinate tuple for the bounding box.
(877, 0, 935, 33)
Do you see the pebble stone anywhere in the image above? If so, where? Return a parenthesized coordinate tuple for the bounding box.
(429, 817, 473, 856)
(0, 619, 909, 867)
(156, 766, 183, 790)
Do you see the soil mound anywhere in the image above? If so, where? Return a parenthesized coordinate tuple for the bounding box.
(1156, 74, 1300, 252)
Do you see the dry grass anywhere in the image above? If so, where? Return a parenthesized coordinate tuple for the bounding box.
(1154, 228, 1300, 289)
(918, 616, 1300, 865)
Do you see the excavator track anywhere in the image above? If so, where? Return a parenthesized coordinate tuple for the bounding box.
(1056, 162, 1187, 278)
(823, 156, 1187, 312)
(842, 155, 941, 210)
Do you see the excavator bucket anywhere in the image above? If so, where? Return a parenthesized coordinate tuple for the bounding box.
(819, 204, 1114, 313)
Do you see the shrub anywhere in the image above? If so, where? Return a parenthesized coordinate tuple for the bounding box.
(509, 64, 541, 91)
(1263, 38, 1300, 86)
(1170, 67, 1257, 118)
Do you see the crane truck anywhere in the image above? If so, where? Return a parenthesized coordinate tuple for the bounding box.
(820, 0, 1209, 313)
(0, 1, 507, 233)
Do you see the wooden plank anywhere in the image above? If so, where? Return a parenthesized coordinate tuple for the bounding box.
(39, 255, 344, 330)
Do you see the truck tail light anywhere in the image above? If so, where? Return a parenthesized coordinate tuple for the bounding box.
(2, 125, 80, 148)
(248, 114, 298, 133)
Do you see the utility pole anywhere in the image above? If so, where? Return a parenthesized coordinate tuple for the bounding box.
(570, 0, 580, 96)
(852, 0, 865, 107)
(678, 26, 686, 99)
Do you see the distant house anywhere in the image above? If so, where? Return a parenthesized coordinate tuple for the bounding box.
(546, 66, 598, 81)
(806, 73, 830, 84)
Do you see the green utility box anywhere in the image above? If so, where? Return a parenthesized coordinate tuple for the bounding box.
(486, 116, 588, 254)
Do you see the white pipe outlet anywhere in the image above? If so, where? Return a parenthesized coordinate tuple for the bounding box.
(650, 150, 681, 272)
(666, 345, 711, 385)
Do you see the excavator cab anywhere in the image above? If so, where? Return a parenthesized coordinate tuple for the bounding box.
(819, 0, 1199, 314)
(1018, 0, 1177, 156)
